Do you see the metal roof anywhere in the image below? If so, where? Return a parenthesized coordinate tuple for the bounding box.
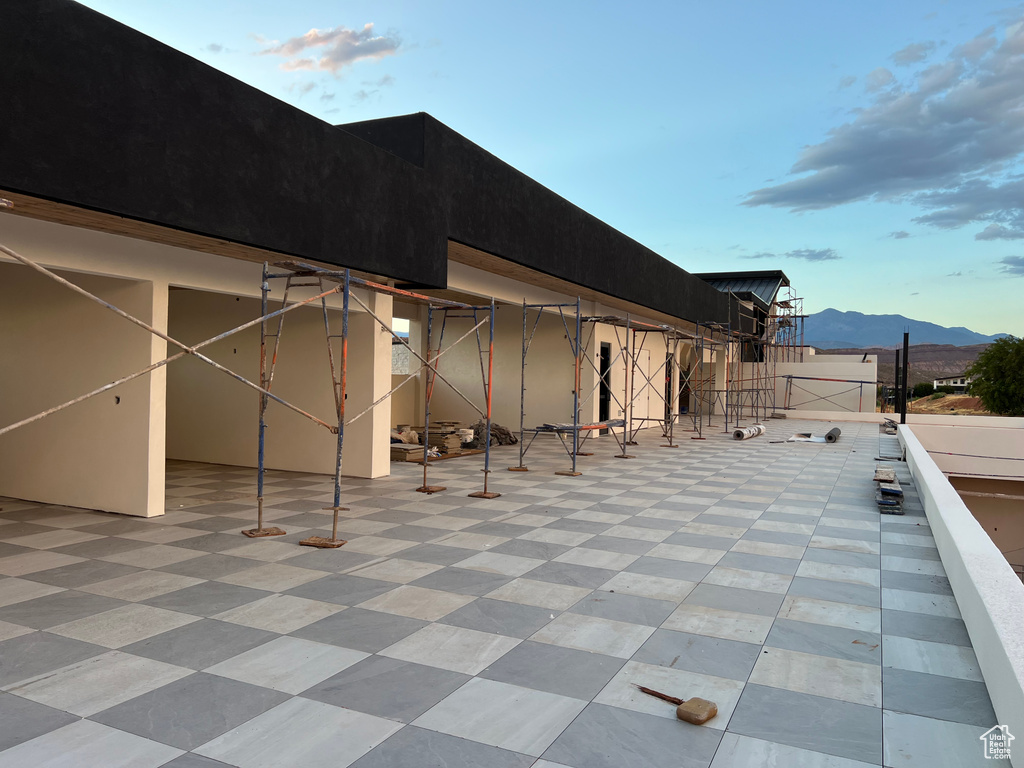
(693, 270, 790, 310)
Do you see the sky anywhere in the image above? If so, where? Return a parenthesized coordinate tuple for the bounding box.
(78, 0, 1024, 336)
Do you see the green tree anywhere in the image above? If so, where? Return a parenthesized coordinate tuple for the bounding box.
(912, 382, 935, 399)
(966, 336, 1024, 416)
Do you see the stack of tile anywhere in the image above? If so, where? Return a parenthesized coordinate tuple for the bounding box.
(873, 463, 904, 515)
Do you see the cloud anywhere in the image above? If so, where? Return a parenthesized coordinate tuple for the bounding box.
(740, 248, 840, 262)
(838, 75, 857, 89)
(286, 82, 316, 97)
(975, 222, 1024, 240)
(320, 92, 336, 102)
(205, 43, 224, 53)
(891, 41, 935, 65)
(364, 74, 395, 87)
(744, 15, 1024, 240)
(864, 67, 894, 91)
(947, 270, 963, 277)
(889, 230, 911, 239)
(260, 23, 400, 74)
(910, 291, 920, 295)
(998, 255, 1024, 275)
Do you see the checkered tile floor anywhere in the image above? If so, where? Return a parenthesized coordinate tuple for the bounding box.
(0, 420, 998, 767)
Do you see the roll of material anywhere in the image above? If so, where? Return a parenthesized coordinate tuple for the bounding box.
(733, 424, 766, 440)
(824, 427, 842, 443)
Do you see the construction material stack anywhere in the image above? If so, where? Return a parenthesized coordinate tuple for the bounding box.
(873, 463, 904, 515)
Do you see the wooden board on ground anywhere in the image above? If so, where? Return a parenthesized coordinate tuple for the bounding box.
(417, 448, 485, 464)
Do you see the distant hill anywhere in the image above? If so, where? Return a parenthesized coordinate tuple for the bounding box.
(804, 309, 1008, 349)
(820, 343, 990, 387)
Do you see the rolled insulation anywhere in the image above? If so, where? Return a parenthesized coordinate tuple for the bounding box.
(733, 424, 766, 440)
(824, 427, 842, 443)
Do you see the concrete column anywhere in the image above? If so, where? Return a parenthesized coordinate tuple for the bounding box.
(345, 291, 393, 478)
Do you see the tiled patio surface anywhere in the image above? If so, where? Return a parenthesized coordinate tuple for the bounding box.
(0, 419, 999, 767)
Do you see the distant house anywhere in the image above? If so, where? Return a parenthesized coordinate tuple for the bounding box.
(934, 374, 973, 393)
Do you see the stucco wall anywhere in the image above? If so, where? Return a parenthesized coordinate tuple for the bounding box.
(166, 288, 391, 478)
(0, 263, 165, 516)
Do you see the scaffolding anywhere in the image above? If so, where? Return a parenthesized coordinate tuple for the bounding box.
(508, 299, 588, 475)
(0, 243, 502, 550)
(257, 262, 503, 544)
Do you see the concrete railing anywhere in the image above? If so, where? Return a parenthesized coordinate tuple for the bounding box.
(900, 425, 1024, 764)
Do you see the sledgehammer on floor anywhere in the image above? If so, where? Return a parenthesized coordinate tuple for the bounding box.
(634, 685, 718, 724)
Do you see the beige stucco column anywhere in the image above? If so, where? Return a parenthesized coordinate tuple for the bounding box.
(344, 290, 394, 478)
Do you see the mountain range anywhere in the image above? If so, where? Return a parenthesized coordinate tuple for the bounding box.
(804, 309, 1008, 349)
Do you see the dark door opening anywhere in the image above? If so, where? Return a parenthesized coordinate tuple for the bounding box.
(680, 364, 690, 415)
(599, 342, 611, 434)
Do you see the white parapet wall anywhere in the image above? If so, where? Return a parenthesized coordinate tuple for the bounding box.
(901, 425, 1024, 761)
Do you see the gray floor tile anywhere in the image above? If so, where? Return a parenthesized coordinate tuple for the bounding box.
(90, 672, 290, 750)
(291, 607, 429, 652)
(440, 598, 555, 638)
(160, 754, 235, 768)
(143, 582, 270, 617)
(880, 571, 952, 596)
(398, 543, 486, 565)
(0, 631, 106, 686)
(683, 583, 784, 617)
(122, 618, 276, 669)
(717, 551, 801, 576)
(632, 628, 760, 680)
(478, 640, 625, 700)
(882, 710, 990, 767)
(524, 561, 617, 589)
(172, 533, 245, 554)
(544, 519, 611, 535)
(23, 560, 141, 588)
(882, 667, 996, 727)
(490, 539, 572, 561)
(742, 529, 811, 546)
(880, 543, 941, 561)
(0, 690, 79, 751)
(349, 725, 534, 768)
(302, 655, 470, 722)
(664, 532, 737, 550)
(728, 683, 882, 765)
(882, 609, 971, 646)
(788, 576, 880, 608)
(567, 590, 676, 626)
(51, 537, 151, 560)
(410, 567, 513, 596)
(184, 516, 258, 533)
(157, 554, 263, 580)
(375, 524, 450, 542)
(285, 574, 396, 605)
(802, 547, 879, 569)
(0, 591, 125, 629)
(813, 526, 878, 543)
(578, 535, 655, 555)
(765, 619, 882, 665)
(542, 702, 722, 768)
(283, 549, 381, 572)
(625, 556, 713, 581)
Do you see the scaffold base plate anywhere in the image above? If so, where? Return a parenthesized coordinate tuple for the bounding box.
(507, 466, 529, 472)
(416, 486, 447, 494)
(660, 444, 680, 448)
(614, 454, 636, 459)
(241, 527, 286, 538)
(468, 491, 501, 499)
(299, 536, 347, 548)
(555, 470, 582, 476)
